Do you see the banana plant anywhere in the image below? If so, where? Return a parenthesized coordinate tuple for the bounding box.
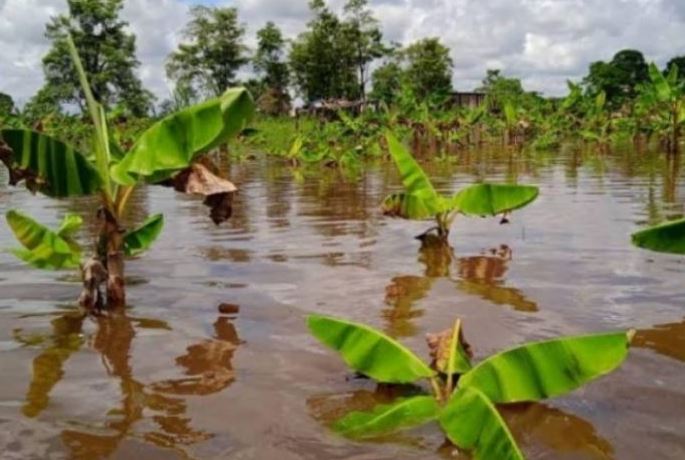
(307, 314, 634, 459)
(0, 35, 254, 310)
(381, 131, 539, 243)
(632, 217, 685, 255)
(636, 63, 685, 153)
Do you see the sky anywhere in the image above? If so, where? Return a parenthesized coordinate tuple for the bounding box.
(1, 0, 685, 105)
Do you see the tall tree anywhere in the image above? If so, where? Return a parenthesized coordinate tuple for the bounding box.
(253, 21, 290, 114)
(33, 0, 153, 117)
(167, 6, 249, 97)
(290, 0, 359, 103)
(477, 69, 525, 109)
(665, 56, 685, 79)
(584, 49, 649, 108)
(0, 92, 14, 117)
(403, 38, 453, 99)
(342, 0, 387, 99)
(370, 60, 403, 104)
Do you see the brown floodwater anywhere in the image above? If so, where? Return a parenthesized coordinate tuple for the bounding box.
(0, 147, 683, 459)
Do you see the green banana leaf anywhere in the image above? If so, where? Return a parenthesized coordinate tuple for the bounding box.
(382, 131, 443, 219)
(459, 331, 633, 403)
(5, 210, 82, 269)
(111, 88, 254, 185)
(648, 63, 672, 102)
(381, 192, 446, 220)
(333, 395, 439, 438)
(450, 184, 539, 217)
(439, 319, 471, 375)
(307, 315, 435, 383)
(631, 218, 685, 255)
(439, 387, 523, 460)
(56, 214, 84, 239)
(123, 214, 164, 257)
(0, 129, 102, 197)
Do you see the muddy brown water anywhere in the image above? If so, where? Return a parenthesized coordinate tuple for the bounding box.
(0, 148, 683, 459)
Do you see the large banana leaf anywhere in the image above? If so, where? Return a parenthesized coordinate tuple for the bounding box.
(382, 131, 443, 219)
(307, 315, 435, 383)
(5, 210, 82, 269)
(439, 387, 523, 460)
(459, 331, 633, 403)
(450, 184, 539, 217)
(333, 395, 438, 438)
(123, 214, 164, 256)
(0, 129, 102, 197)
(111, 88, 254, 185)
(648, 63, 672, 102)
(631, 218, 685, 255)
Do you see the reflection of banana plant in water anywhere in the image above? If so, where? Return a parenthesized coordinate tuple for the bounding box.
(307, 315, 633, 459)
(384, 245, 537, 338)
(18, 310, 240, 457)
(381, 132, 539, 244)
(0, 35, 253, 310)
(16, 313, 86, 418)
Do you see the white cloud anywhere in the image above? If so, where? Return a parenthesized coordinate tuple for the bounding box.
(1, 0, 684, 105)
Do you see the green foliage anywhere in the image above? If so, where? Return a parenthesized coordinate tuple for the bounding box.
(308, 314, 633, 459)
(381, 132, 539, 236)
(402, 38, 453, 100)
(439, 387, 523, 460)
(0, 92, 15, 118)
(451, 184, 539, 216)
(112, 87, 254, 184)
(35, 0, 153, 117)
(0, 129, 102, 197)
(290, 0, 360, 102)
(584, 49, 649, 108)
(307, 314, 435, 383)
(5, 210, 82, 269)
(253, 22, 290, 114)
(333, 396, 439, 439)
(167, 6, 249, 97)
(459, 331, 633, 403)
(631, 217, 685, 255)
(123, 214, 164, 257)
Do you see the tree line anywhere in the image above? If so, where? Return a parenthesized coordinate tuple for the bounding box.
(1, 0, 684, 121)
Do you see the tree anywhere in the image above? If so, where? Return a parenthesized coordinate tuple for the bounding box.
(370, 60, 403, 104)
(342, 0, 387, 99)
(403, 38, 453, 100)
(253, 22, 290, 115)
(35, 0, 153, 117)
(584, 49, 649, 108)
(0, 92, 14, 117)
(477, 69, 526, 110)
(665, 56, 685, 79)
(167, 6, 249, 97)
(290, 0, 359, 103)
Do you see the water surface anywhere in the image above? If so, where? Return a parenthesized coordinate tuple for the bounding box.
(0, 147, 683, 459)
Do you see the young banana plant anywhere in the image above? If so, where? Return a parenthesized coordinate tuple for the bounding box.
(636, 63, 685, 153)
(381, 131, 539, 244)
(307, 314, 634, 460)
(0, 35, 254, 310)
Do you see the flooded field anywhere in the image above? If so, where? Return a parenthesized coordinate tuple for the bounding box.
(0, 148, 683, 460)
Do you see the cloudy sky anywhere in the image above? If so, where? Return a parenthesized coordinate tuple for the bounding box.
(1, 0, 684, 105)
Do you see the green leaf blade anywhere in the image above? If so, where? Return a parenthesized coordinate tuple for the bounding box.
(333, 396, 438, 439)
(460, 331, 632, 403)
(439, 387, 524, 460)
(450, 184, 539, 216)
(1, 129, 102, 198)
(631, 218, 685, 255)
(124, 214, 164, 257)
(5, 210, 81, 270)
(384, 131, 440, 200)
(307, 315, 435, 383)
(111, 88, 254, 185)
